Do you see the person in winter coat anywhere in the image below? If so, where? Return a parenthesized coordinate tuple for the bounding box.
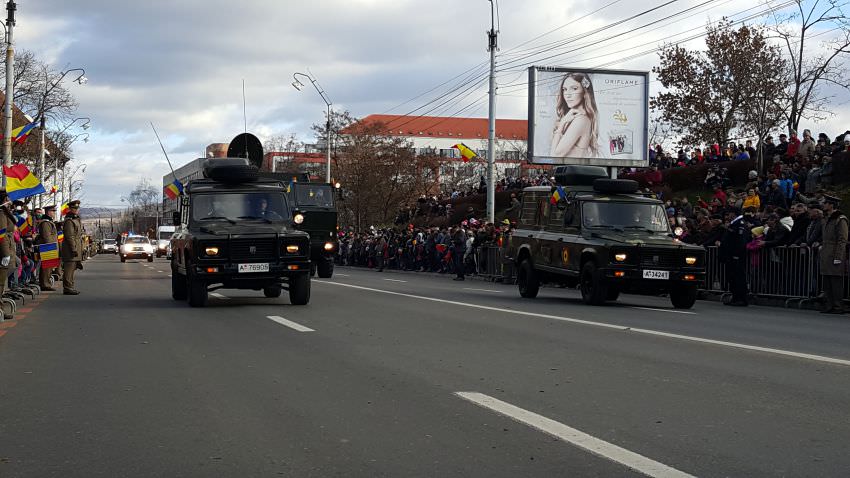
(719, 212, 752, 306)
(819, 196, 848, 313)
(762, 214, 792, 248)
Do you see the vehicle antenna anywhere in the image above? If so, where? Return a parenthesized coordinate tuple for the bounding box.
(150, 122, 178, 182)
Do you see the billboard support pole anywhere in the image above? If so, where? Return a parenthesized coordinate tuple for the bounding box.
(485, 0, 498, 224)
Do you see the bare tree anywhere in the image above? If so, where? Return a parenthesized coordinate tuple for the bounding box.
(768, 0, 850, 133)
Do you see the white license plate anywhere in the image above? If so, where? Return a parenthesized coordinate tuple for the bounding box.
(642, 270, 669, 280)
(238, 263, 270, 273)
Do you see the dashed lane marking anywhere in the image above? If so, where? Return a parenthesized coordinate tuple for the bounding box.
(455, 392, 695, 478)
(630, 307, 696, 315)
(463, 288, 503, 293)
(334, 273, 350, 277)
(210, 293, 229, 300)
(382, 278, 407, 283)
(316, 281, 850, 368)
(266, 315, 314, 332)
(156, 270, 164, 273)
(167, 275, 172, 277)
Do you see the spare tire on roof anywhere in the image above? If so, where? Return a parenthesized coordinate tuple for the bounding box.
(593, 178, 639, 194)
(203, 158, 258, 183)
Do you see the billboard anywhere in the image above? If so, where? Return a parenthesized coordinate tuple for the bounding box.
(528, 67, 649, 167)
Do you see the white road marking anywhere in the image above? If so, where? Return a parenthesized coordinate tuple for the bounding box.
(455, 392, 695, 478)
(335, 273, 350, 277)
(266, 315, 314, 332)
(210, 292, 229, 300)
(631, 307, 696, 315)
(383, 278, 407, 283)
(156, 270, 164, 273)
(316, 281, 850, 368)
(463, 287, 503, 293)
(167, 274, 172, 278)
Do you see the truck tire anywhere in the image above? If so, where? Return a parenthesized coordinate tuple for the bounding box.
(187, 275, 208, 308)
(288, 273, 311, 305)
(172, 270, 188, 300)
(517, 259, 540, 298)
(263, 286, 282, 298)
(670, 283, 698, 309)
(317, 260, 334, 278)
(147, 255, 154, 262)
(580, 262, 608, 305)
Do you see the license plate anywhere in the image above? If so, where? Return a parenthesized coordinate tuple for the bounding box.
(133, 248, 143, 251)
(239, 263, 269, 273)
(642, 270, 669, 280)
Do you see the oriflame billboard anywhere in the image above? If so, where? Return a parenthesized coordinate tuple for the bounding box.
(528, 67, 649, 167)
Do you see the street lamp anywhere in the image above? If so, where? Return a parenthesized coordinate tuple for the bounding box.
(292, 71, 333, 183)
(58, 117, 91, 136)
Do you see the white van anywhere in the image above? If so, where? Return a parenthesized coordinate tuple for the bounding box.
(155, 225, 176, 258)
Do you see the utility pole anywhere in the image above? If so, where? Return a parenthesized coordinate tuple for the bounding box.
(37, 115, 45, 206)
(485, 0, 498, 224)
(3, 0, 16, 172)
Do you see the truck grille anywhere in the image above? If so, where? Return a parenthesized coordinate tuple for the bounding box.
(638, 249, 679, 269)
(230, 238, 277, 261)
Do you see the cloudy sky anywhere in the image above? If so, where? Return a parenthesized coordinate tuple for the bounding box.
(15, 0, 849, 207)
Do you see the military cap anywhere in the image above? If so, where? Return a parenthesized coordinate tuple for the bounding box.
(823, 195, 841, 206)
(44, 204, 57, 212)
(68, 200, 81, 208)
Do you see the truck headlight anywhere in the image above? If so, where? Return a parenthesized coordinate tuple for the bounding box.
(685, 256, 697, 265)
(614, 253, 627, 262)
(294, 213, 305, 224)
(286, 245, 299, 253)
(324, 242, 334, 251)
(205, 246, 220, 256)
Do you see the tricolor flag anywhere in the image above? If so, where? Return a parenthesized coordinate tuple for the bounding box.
(3, 164, 46, 201)
(286, 179, 295, 193)
(550, 185, 567, 205)
(164, 178, 184, 200)
(15, 212, 32, 235)
(57, 231, 64, 243)
(38, 242, 60, 269)
(0, 226, 6, 242)
(61, 203, 70, 216)
(453, 143, 478, 163)
(11, 121, 38, 145)
(50, 185, 58, 194)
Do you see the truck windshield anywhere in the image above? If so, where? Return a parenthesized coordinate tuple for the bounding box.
(191, 192, 290, 222)
(292, 184, 334, 208)
(582, 201, 670, 233)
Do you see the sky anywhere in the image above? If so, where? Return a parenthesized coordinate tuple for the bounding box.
(14, 0, 850, 207)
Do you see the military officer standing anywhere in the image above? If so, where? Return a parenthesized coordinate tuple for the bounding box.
(36, 205, 59, 291)
(819, 196, 848, 313)
(61, 200, 83, 295)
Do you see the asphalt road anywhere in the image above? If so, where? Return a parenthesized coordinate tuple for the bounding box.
(2, 255, 850, 477)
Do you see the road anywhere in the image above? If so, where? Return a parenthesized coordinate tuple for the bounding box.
(1, 255, 850, 477)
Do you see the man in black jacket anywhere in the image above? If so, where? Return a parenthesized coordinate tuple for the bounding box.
(787, 203, 810, 245)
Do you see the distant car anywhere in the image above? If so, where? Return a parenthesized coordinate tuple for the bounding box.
(102, 239, 118, 254)
(156, 225, 176, 258)
(165, 241, 173, 260)
(120, 236, 154, 263)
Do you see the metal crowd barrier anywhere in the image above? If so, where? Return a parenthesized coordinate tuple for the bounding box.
(473, 245, 513, 283)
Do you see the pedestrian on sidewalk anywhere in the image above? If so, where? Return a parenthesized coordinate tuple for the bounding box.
(819, 196, 848, 314)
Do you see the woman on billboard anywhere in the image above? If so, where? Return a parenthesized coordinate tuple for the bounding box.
(550, 72, 600, 158)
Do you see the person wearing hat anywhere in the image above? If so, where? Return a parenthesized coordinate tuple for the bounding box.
(719, 211, 753, 306)
(819, 196, 848, 313)
(36, 205, 59, 291)
(60, 200, 83, 295)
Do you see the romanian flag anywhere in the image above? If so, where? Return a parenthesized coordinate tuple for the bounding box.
(453, 143, 478, 163)
(550, 185, 567, 205)
(3, 164, 46, 201)
(11, 121, 38, 145)
(61, 203, 70, 216)
(15, 213, 32, 235)
(57, 231, 64, 243)
(38, 242, 60, 269)
(50, 185, 58, 194)
(286, 179, 295, 193)
(164, 179, 183, 200)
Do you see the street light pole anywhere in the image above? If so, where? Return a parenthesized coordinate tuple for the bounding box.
(485, 0, 498, 224)
(2, 0, 16, 171)
(292, 72, 333, 183)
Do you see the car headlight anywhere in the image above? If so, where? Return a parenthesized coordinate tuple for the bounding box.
(286, 245, 299, 253)
(205, 246, 220, 256)
(324, 242, 334, 251)
(294, 213, 305, 224)
(685, 256, 697, 265)
(614, 253, 627, 262)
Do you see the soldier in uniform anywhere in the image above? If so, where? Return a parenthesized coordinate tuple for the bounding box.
(0, 190, 14, 298)
(819, 196, 848, 313)
(36, 205, 59, 291)
(61, 200, 83, 295)
(719, 210, 751, 306)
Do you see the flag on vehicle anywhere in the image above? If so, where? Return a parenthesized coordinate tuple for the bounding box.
(164, 178, 184, 200)
(550, 185, 567, 205)
(38, 242, 60, 269)
(2, 164, 47, 201)
(11, 121, 38, 145)
(453, 143, 478, 162)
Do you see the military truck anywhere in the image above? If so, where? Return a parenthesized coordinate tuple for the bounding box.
(286, 181, 338, 278)
(169, 158, 312, 307)
(507, 166, 705, 309)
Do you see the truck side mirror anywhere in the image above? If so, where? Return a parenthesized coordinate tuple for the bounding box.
(172, 211, 181, 225)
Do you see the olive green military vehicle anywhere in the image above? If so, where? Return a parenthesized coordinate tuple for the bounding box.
(507, 166, 705, 309)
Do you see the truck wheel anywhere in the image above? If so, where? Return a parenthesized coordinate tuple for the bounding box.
(317, 260, 334, 278)
(172, 270, 188, 300)
(288, 273, 311, 305)
(263, 286, 282, 298)
(670, 283, 698, 309)
(517, 259, 539, 298)
(147, 255, 154, 262)
(580, 262, 608, 305)
(187, 276, 208, 308)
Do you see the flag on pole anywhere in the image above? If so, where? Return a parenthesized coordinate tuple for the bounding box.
(38, 243, 60, 269)
(50, 185, 58, 194)
(164, 178, 184, 200)
(550, 185, 567, 205)
(61, 203, 70, 216)
(452, 143, 478, 163)
(11, 121, 38, 145)
(2, 164, 47, 201)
